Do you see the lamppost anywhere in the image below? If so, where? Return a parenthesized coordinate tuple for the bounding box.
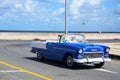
(65, 0, 68, 34)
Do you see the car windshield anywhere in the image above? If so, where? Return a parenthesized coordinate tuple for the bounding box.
(61, 34, 87, 43)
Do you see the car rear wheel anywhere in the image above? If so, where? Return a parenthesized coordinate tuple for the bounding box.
(64, 55, 75, 68)
(37, 52, 44, 61)
(94, 62, 104, 68)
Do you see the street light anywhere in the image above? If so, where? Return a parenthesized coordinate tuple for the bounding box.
(65, 0, 68, 34)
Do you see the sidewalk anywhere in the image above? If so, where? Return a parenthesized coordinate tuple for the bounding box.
(94, 43, 120, 60)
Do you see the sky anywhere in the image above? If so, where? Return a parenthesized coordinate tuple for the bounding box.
(0, 0, 120, 32)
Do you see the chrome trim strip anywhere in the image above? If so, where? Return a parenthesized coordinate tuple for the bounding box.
(84, 52, 104, 54)
(53, 47, 76, 52)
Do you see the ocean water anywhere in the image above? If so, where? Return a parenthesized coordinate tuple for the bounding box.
(0, 30, 120, 33)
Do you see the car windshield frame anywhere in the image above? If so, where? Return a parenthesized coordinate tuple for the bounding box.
(61, 34, 88, 43)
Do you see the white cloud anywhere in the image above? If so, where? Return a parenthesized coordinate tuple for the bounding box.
(89, 0, 101, 5)
(46, 18, 60, 22)
(50, 0, 65, 3)
(35, 0, 65, 3)
(0, 0, 116, 25)
(15, 3, 23, 9)
(25, 0, 36, 12)
(52, 8, 64, 16)
(0, 0, 17, 16)
(69, 0, 102, 20)
(49, 8, 65, 22)
(92, 10, 98, 17)
(0, 0, 38, 14)
(117, 17, 120, 20)
(70, 0, 84, 19)
(0, 0, 16, 7)
(0, 0, 49, 22)
(114, 4, 120, 14)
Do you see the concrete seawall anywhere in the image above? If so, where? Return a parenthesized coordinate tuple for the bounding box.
(0, 32, 120, 40)
(0, 32, 58, 40)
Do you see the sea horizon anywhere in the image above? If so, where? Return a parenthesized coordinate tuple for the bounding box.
(0, 30, 120, 33)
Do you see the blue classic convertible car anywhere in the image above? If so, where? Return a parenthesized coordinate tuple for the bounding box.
(31, 34, 111, 68)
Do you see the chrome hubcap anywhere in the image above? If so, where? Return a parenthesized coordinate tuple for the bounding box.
(67, 56, 73, 66)
(37, 53, 42, 59)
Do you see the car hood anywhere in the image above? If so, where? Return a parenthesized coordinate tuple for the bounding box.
(63, 43, 109, 52)
(63, 43, 97, 48)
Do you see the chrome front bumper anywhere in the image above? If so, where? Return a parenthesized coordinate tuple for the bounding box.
(73, 58, 111, 63)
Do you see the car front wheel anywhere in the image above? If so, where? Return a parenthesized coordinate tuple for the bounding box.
(64, 55, 75, 68)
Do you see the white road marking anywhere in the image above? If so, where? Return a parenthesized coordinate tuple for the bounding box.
(0, 70, 23, 73)
(94, 68, 119, 74)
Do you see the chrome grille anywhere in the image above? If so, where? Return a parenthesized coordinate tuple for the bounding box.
(83, 53, 103, 58)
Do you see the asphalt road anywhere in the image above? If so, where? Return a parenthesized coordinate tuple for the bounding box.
(0, 40, 120, 80)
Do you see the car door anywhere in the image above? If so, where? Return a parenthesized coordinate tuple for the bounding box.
(46, 42, 64, 61)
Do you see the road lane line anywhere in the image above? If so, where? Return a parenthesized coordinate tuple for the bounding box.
(94, 68, 119, 74)
(0, 61, 52, 80)
(0, 70, 23, 73)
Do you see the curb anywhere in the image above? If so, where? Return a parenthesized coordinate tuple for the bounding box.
(110, 54, 120, 60)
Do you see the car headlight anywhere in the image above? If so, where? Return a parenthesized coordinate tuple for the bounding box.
(79, 49, 83, 53)
(106, 48, 110, 53)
